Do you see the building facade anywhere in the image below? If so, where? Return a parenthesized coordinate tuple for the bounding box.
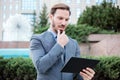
(0, 0, 119, 41)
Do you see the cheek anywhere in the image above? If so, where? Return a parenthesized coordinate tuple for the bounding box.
(54, 18, 61, 24)
(55, 21, 61, 25)
(54, 21, 60, 27)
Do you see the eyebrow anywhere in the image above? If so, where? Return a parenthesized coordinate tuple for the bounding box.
(57, 16, 69, 19)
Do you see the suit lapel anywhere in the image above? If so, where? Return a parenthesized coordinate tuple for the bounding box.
(40, 31, 56, 53)
(64, 41, 76, 64)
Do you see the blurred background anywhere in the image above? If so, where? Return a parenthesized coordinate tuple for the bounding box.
(0, 1, 120, 80)
(0, 0, 120, 57)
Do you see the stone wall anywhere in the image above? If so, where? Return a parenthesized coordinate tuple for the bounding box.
(0, 34, 120, 56)
(0, 41, 29, 48)
(81, 34, 120, 57)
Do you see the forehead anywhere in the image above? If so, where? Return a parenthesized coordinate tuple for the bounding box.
(54, 9, 70, 18)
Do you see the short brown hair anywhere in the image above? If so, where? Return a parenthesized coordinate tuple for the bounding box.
(50, 3, 71, 15)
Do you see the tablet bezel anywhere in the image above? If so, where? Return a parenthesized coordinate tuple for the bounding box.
(61, 57, 100, 73)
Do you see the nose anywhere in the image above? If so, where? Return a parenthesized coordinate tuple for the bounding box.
(61, 19, 67, 26)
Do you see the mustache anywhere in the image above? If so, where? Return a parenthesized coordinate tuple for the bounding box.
(59, 24, 65, 27)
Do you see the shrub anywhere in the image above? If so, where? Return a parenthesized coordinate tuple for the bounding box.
(33, 24, 115, 43)
(0, 57, 9, 80)
(33, 26, 49, 34)
(0, 57, 36, 80)
(66, 24, 100, 43)
(93, 56, 120, 80)
(0, 56, 119, 80)
(77, 1, 120, 32)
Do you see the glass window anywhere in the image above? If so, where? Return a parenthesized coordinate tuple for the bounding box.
(65, 0, 71, 3)
(10, 5, 12, 10)
(15, 4, 18, 11)
(86, 0, 90, 4)
(106, 0, 111, 2)
(22, 0, 36, 10)
(10, 0, 12, 2)
(106, 0, 116, 3)
(96, 0, 103, 5)
(39, 0, 42, 8)
(4, 0, 6, 3)
(3, 14, 6, 20)
(112, 0, 117, 3)
(76, 8, 81, 18)
(77, 0, 80, 4)
(3, 6, 6, 11)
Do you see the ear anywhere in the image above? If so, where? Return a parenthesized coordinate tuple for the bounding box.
(49, 14, 53, 20)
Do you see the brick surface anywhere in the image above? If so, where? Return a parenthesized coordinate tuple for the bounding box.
(0, 41, 29, 48)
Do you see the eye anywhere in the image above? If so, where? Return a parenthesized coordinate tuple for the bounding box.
(58, 17, 63, 20)
(66, 19, 69, 21)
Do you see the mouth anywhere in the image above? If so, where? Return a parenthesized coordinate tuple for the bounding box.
(58, 25, 65, 31)
(58, 28, 64, 34)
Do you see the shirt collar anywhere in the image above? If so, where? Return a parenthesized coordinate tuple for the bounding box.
(48, 28, 57, 38)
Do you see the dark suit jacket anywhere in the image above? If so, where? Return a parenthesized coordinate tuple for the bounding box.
(30, 31, 83, 80)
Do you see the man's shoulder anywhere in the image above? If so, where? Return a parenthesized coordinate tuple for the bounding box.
(31, 31, 52, 40)
(33, 31, 48, 37)
(31, 31, 46, 39)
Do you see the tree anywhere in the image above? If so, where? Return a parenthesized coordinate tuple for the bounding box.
(38, 3, 48, 27)
(33, 3, 48, 33)
(77, 0, 120, 32)
(33, 10, 36, 27)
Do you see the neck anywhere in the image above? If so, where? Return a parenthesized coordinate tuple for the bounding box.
(50, 25, 57, 34)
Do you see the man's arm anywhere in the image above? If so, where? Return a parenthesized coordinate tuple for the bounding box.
(74, 40, 95, 80)
(30, 35, 64, 74)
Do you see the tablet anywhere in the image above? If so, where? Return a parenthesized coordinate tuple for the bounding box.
(61, 57, 100, 73)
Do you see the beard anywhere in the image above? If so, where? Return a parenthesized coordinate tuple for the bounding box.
(52, 20, 57, 33)
(51, 20, 65, 34)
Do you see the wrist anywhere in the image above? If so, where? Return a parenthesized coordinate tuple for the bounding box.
(57, 42, 64, 48)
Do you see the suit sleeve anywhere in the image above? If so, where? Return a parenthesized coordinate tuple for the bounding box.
(30, 35, 64, 74)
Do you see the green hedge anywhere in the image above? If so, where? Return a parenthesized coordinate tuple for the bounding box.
(33, 24, 101, 43)
(0, 57, 36, 80)
(33, 24, 115, 43)
(65, 24, 100, 43)
(0, 56, 120, 80)
(94, 56, 120, 80)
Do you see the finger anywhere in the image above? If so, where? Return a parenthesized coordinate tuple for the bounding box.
(86, 67, 95, 75)
(82, 69, 94, 79)
(57, 30, 60, 36)
(80, 71, 91, 80)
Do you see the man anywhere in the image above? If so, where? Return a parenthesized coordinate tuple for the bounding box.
(30, 3, 95, 80)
